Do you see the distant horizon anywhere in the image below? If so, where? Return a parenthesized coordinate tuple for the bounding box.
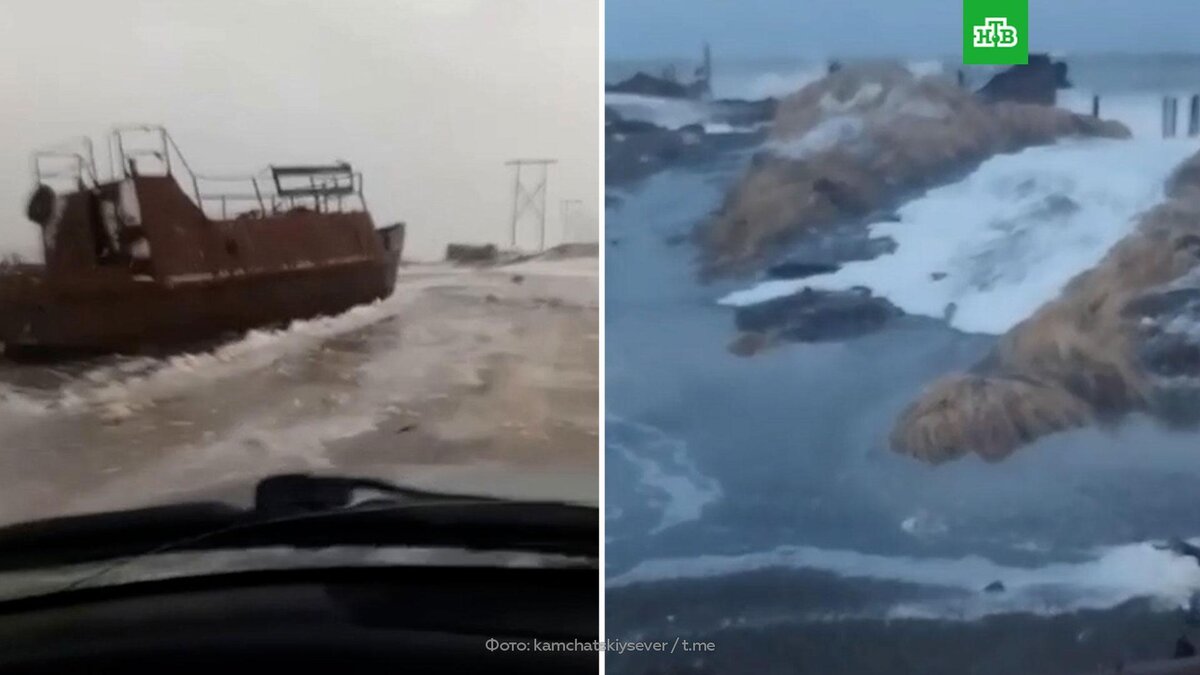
(607, 0, 1200, 63)
(606, 50, 1200, 65)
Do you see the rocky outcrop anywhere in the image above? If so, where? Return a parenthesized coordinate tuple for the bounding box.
(765, 261, 840, 280)
(728, 286, 902, 355)
(605, 108, 767, 187)
(607, 72, 694, 99)
(977, 53, 1072, 106)
(698, 63, 1130, 279)
(892, 150, 1200, 463)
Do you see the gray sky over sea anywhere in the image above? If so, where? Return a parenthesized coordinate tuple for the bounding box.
(0, 0, 599, 261)
(607, 0, 1200, 60)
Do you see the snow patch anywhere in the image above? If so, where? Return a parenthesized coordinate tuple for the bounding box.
(723, 138, 1200, 335)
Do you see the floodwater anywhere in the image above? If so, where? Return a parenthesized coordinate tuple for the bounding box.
(605, 162, 1200, 674)
(0, 257, 599, 525)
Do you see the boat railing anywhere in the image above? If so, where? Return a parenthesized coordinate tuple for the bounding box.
(31, 136, 99, 192)
(31, 126, 368, 221)
(109, 125, 368, 219)
(187, 169, 367, 220)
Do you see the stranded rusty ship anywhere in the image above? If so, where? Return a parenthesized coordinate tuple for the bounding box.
(0, 126, 403, 358)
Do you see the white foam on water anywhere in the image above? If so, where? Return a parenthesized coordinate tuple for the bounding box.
(906, 60, 946, 79)
(0, 384, 53, 417)
(608, 416, 722, 535)
(605, 93, 765, 135)
(45, 271, 528, 510)
(43, 273, 453, 418)
(605, 93, 712, 130)
(714, 66, 827, 101)
(609, 539, 1200, 620)
(56, 303, 389, 416)
(819, 82, 884, 113)
(900, 509, 948, 538)
(721, 137, 1200, 335)
(703, 122, 768, 135)
(770, 115, 865, 160)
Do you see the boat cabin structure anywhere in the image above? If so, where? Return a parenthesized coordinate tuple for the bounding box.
(1, 125, 403, 357)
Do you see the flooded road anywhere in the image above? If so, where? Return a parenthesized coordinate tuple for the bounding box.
(0, 256, 598, 525)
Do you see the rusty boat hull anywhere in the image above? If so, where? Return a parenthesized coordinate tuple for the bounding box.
(3, 127, 404, 357)
(0, 253, 399, 357)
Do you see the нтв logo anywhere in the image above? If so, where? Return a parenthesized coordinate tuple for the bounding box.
(972, 18, 1018, 48)
(963, 0, 1028, 65)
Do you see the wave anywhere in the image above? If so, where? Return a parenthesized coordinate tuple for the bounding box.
(606, 93, 711, 130)
(609, 539, 1200, 620)
(905, 59, 946, 79)
(0, 384, 54, 417)
(605, 93, 762, 134)
(56, 302, 394, 419)
(0, 272, 453, 423)
(721, 137, 1200, 335)
(714, 67, 827, 101)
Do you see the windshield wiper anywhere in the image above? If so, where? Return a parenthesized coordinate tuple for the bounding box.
(0, 473, 598, 574)
(253, 472, 500, 515)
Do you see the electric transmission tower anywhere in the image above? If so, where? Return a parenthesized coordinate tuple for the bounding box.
(505, 158, 557, 251)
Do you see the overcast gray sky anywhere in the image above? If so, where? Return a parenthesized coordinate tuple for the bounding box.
(607, 0, 1200, 60)
(0, 0, 598, 261)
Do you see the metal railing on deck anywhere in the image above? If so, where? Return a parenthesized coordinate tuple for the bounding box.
(31, 136, 99, 192)
(32, 125, 368, 221)
(110, 125, 368, 219)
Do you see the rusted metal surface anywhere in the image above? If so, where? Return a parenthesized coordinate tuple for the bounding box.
(1, 127, 403, 357)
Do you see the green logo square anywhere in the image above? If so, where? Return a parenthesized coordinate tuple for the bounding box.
(963, 0, 1028, 65)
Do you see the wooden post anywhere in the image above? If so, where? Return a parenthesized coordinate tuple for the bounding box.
(1190, 95, 1200, 137)
(1164, 96, 1179, 138)
(1091, 95, 1100, 118)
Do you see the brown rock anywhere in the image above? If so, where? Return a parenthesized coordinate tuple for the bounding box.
(698, 63, 1131, 279)
(893, 151, 1200, 463)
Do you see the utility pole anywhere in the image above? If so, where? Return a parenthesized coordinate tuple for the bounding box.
(696, 42, 712, 99)
(505, 159, 556, 252)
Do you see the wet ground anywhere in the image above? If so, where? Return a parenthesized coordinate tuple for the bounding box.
(605, 165, 1200, 674)
(0, 256, 598, 525)
(608, 572, 1192, 675)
